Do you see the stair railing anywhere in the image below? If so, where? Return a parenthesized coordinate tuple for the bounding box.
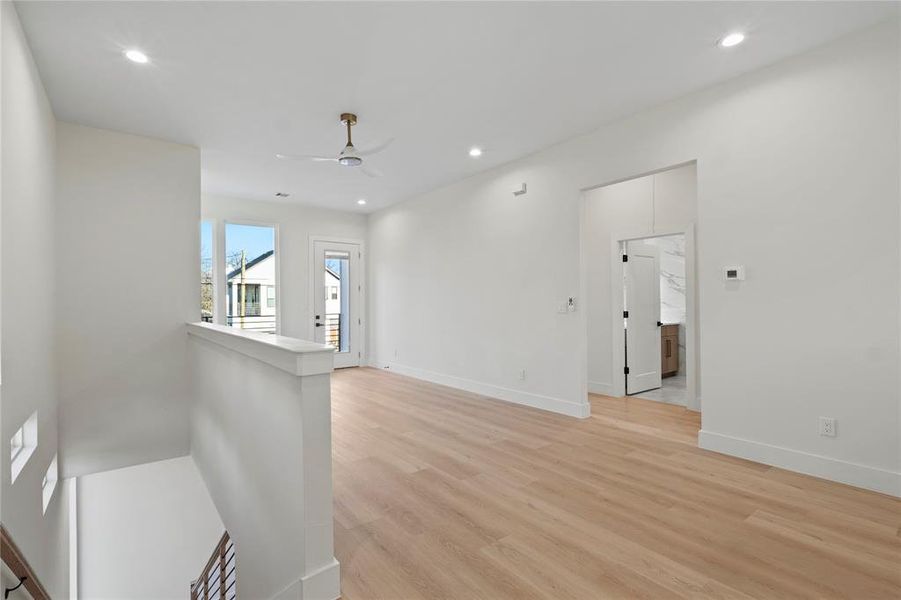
(190, 531, 235, 600)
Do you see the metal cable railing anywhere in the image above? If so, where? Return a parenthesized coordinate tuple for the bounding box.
(190, 532, 236, 600)
(324, 313, 341, 350)
(226, 314, 277, 333)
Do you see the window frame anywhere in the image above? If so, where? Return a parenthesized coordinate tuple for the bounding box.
(200, 220, 216, 323)
(10, 428, 24, 463)
(42, 454, 58, 514)
(10, 411, 38, 484)
(220, 219, 281, 335)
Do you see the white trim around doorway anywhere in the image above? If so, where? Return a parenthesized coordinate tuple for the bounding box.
(308, 236, 366, 365)
(609, 225, 699, 411)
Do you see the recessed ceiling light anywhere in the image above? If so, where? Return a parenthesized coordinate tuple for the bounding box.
(718, 32, 745, 48)
(469, 147, 483, 157)
(124, 49, 149, 64)
(357, 199, 367, 205)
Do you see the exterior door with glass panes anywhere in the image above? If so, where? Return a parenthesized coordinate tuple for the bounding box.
(312, 240, 361, 368)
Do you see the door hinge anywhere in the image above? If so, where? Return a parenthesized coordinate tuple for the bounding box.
(358, 318, 361, 325)
(623, 310, 629, 318)
(624, 366, 630, 375)
(622, 254, 628, 262)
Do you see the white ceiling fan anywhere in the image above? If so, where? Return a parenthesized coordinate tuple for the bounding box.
(276, 113, 391, 178)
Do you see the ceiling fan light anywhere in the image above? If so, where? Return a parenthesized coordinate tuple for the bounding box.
(338, 144, 362, 167)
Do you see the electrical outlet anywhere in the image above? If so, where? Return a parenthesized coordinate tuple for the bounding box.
(818, 417, 837, 437)
(518, 369, 526, 381)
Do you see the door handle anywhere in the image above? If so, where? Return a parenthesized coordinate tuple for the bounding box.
(315, 323, 323, 327)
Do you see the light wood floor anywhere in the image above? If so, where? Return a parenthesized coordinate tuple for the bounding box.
(331, 367, 901, 599)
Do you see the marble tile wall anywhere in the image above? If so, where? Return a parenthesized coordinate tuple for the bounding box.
(645, 234, 687, 373)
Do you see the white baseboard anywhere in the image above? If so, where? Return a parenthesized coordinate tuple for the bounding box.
(587, 381, 615, 396)
(370, 360, 590, 418)
(270, 558, 341, 600)
(699, 429, 901, 498)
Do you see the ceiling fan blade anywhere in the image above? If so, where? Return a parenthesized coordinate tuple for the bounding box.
(275, 153, 336, 162)
(360, 165, 383, 178)
(356, 138, 395, 157)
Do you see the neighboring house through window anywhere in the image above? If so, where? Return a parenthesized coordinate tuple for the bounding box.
(224, 222, 277, 333)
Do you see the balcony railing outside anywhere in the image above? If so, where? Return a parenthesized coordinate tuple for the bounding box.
(227, 314, 276, 333)
(190, 531, 235, 600)
(324, 313, 341, 351)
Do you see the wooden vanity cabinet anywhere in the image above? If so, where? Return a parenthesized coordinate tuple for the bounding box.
(661, 324, 679, 377)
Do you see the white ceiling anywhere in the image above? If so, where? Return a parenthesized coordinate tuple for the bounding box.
(16, 1, 897, 212)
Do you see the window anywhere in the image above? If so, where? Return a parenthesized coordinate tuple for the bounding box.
(42, 454, 58, 514)
(242, 284, 261, 315)
(10, 411, 38, 484)
(225, 223, 277, 333)
(10, 428, 24, 463)
(200, 221, 214, 322)
(324, 252, 351, 353)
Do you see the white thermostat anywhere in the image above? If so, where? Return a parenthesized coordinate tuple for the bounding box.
(723, 266, 745, 281)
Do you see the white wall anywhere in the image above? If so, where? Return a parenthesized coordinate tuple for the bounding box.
(55, 122, 200, 477)
(370, 22, 900, 495)
(368, 170, 593, 417)
(202, 195, 367, 343)
(77, 456, 224, 600)
(0, 2, 69, 595)
(583, 164, 697, 397)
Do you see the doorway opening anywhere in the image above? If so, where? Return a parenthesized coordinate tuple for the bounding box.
(581, 161, 699, 412)
(623, 234, 688, 406)
(311, 238, 363, 369)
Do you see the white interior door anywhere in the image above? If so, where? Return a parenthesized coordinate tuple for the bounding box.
(624, 241, 661, 394)
(313, 240, 361, 368)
